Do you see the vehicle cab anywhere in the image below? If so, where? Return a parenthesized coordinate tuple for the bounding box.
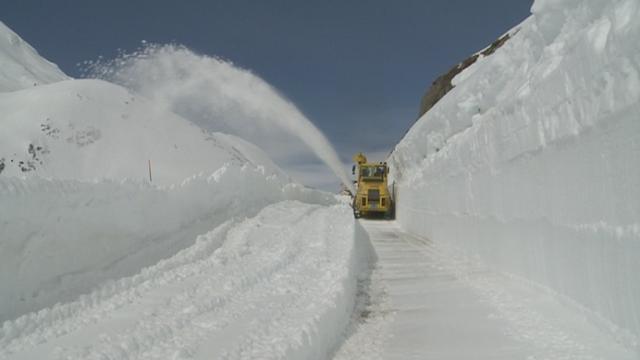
(352, 153, 393, 218)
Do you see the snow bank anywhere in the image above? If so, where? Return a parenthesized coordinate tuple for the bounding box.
(389, 0, 640, 345)
(0, 201, 370, 360)
(0, 166, 336, 322)
(0, 21, 68, 92)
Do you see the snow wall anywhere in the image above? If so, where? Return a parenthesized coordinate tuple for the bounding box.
(0, 166, 336, 322)
(389, 0, 640, 344)
(0, 201, 373, 359)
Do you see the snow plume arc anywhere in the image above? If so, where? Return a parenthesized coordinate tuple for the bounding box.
(84, 44, 353, 192)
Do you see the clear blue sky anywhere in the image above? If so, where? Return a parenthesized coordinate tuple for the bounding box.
(1, 0, 532, 165)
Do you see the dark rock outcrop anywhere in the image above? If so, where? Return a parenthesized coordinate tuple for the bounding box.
(418, 33, 511, 118)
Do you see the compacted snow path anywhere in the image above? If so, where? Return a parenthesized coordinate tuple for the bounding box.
(335, 220, 637, 360)
(0, 201, 364, 360)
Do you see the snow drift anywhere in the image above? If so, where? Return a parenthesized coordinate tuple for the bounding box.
(389, 0, 640, 346)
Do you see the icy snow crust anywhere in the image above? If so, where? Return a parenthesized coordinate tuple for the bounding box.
(0, 22, 68, 92)
(0, 201, 370, 359)
(389, 0, 640, 347)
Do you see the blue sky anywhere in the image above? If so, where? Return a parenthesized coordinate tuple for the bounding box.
(1, 0, 532, 187)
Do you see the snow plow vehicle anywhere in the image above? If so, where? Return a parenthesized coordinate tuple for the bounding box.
(352, 153, 394, 219)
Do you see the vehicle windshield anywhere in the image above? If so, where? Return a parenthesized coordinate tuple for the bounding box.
(360, 166, 385, 179)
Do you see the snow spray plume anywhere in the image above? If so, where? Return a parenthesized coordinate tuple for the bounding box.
(83, 44, 353, 192)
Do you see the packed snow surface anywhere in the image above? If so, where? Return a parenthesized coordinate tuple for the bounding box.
(0, 201, 370, 360)
(0, 21, 68, 92)
(335, 220, 635, 359)
(389, 0, 640, 350)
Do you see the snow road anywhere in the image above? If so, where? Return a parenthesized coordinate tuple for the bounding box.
(335, 220, 637, 360)
(0, 201, 367, 360)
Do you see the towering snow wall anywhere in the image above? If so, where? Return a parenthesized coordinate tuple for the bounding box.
(0, 171, 335, 322)
(389, 0, 640, 343)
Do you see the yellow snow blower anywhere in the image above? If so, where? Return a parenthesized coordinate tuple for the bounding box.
(352, 152, 394, 219)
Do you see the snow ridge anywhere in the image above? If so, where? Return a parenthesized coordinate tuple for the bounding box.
(0, 21, 68, 92)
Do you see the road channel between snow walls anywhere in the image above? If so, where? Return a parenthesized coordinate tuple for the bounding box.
(389, 0, 640, 346)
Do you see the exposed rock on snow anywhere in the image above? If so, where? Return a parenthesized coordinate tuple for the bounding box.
(418, 33, 512, 118)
